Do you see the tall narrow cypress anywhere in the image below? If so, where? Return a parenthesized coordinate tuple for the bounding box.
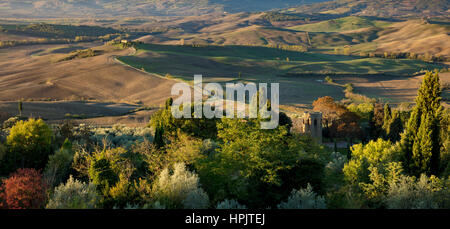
(401, 71, 442, 176)
(382, 103, 392, 134)
(153, 125, 165, 149)
(18, 99, 23, 117)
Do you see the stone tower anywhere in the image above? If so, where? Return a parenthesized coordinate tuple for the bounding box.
(295, 111, 323, 144)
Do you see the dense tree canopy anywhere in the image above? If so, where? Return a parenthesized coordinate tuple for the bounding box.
(0, 71, 448, 209)
(313, 96, 362, 141)
(1, 168, 47, 209)
(196, 118, 327, 208)
(2, 118, 53, 174)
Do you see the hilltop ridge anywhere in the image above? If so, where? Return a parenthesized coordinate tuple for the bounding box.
(284, 0, 450, 18)
(0, 0, 327, 18)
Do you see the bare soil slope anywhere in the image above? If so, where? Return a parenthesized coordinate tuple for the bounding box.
(0, 101, 138, 121)
(375, 20, 450, 57)
(333, 72, 450, 105)
(0, 44, 177, 106)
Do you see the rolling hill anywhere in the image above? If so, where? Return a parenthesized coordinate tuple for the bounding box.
(304, 19, 450, 58)
(0, 0, 328, 18)
(284, 0, 450, 18)
(0, 0, 448, 109)
(0, 44, 177, 106)
(373, 20, 450, 57)
(280, 15, 450, 57)
(288, 16, 392, 32)
(120, 43, 444, 78)
(128, 11, 449, 58)
(115, 43, 446, 105)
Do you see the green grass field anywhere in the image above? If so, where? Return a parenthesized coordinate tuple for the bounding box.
(119, 43, 442, 78)
(308, 28, 380, 48)
(288, 16, 393, 32)
(116, 43, 444, 105)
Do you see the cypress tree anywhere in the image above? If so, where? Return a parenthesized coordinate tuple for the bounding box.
(401, 71, 442, 176)
(369, 103, 384, 140)
(386, 110, 403, 142)
(382, 103, 392, 133)
(413, 113, 434, 173)
(346, 142, 351, 160)
(153, 125, 165, 149)
(18, 99, 23, 117)
(165, 97, 173, 110)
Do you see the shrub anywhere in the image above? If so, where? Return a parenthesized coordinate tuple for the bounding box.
(164, 132, 206, 167)
(88, 155, 119, 194)
(5, 118, 53, 173)
(56, 120, 75, 141)
(0, 144, 6, 165)
(87, 124, 152, 149)
(326, 152, 348, 174)
(344, 83, 354, 93)
(132, 140, 167, 179)
(87, 146, 147, 208)
(149, 98, 218, 139)
(151, 163, 209, 209)
(325, 186, 365, 209)
(357, 161, 449, 208)
(71, 148, 91, 180)
(60, 48, 98, 61)
(107, 174, 139, 209)
(385, 174, 448, 209)
(216, 199, 247, 209)
(183, 187, 210, 209)
(44, 139, 74, 187)
(343, 139, 398, 185)
(46, 176, 99, 209)
(277, 184, 326, 209)
(2, 116, 19, 129)
(358, 162, 403, 202)
(2, 168, 47, 209)
(88, 153, 120, 208)
(347, 103, 374, 121)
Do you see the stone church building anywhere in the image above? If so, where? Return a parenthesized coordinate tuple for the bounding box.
(290, 111, 323, 143)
